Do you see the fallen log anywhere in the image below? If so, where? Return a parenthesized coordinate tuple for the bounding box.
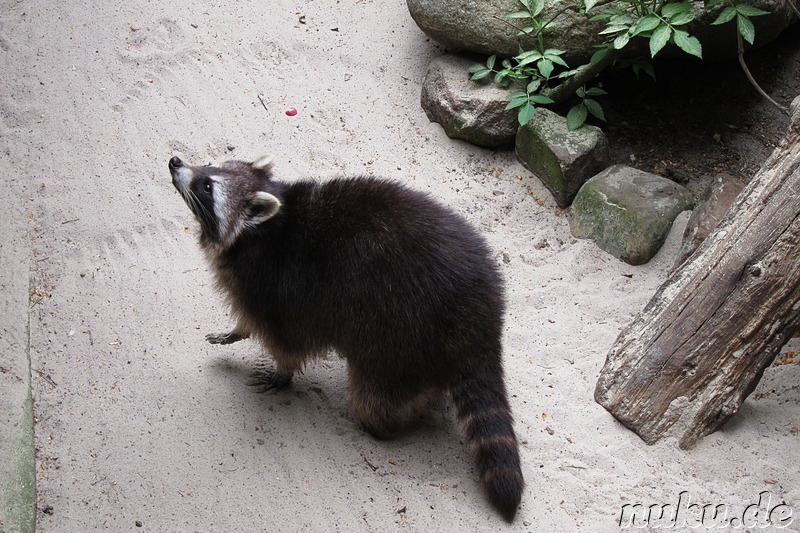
(594, 117, 800, 449)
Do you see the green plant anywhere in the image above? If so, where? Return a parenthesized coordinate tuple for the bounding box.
(594, 2, 703, 58)
(507, 0, 550, 51)
(470, 0, 785, 131)
(568, 86, 608, 130)
(709, 0, 770, 44)
(469, 48, 570, 125)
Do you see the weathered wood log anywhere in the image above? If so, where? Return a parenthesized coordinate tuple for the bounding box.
(594, 118, 800, 449)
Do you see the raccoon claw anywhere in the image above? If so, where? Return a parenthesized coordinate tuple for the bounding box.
(248, 369, 293, 392)
(205, 331, 249, 345)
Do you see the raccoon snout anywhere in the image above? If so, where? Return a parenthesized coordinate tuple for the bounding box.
(169, 156, 184, 171)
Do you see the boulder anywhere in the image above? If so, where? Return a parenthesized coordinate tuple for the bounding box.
(569, 165, 695, 265)
(406, 0, 795, 66)
(674, 173, 745, 268)
(421, 55, 519, 148)
(516, 108, 610, 208)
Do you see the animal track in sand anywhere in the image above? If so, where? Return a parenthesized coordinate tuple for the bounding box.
(123, 18, 187, 58)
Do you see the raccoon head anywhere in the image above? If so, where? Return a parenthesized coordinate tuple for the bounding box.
(169, 155, 282, 251)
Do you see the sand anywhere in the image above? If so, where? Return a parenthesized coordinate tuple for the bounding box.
(1, 0, 798, 531)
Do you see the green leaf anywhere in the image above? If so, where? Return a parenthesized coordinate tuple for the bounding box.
(567, 104, 588, 130)
(543, 49, 568, 64)
(511, 70, 533, 80)
(519, 0, 531, 9)
(590, 47, 609, 65)
(599, 24, 630, 35)
(506, 10, 533, 18)
(494, 70, 508, 83)
(630, 14, 661, 36)
(530, 0, 545, 17)
(508, 90, 528, 100)
(711, 6, 737, 24)
(584, 98, 606, 121)
(613, 32, 631, 50)
(661, 2, 692, 18)
(672, 29, 703, 58)
(518, 102, 537, 125)
(737, 13, 756, 44)
(585, 87, 608, 96)
(517, 55, 540, 68)
(538, 58, 554, 79)
(486, 55, 496, 69)
(470, 69, 491, 80)
(576, 86, 586, 98)
(609, 13, 636, 25)
(632, 59, 656, 79)
(527, 79, 542, 93)
(706, 0, 726, 8)
(650, 24, 672, 57)
(669, 11, 695, 25)
(516, 49, 543, 61)
(505, 96, 529, 110)
(529, 94, 555, 104)
(468, 63, 484, 74)
(735, 4, 770, 16)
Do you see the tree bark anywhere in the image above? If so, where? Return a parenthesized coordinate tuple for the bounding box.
(594, 118, 800, 449)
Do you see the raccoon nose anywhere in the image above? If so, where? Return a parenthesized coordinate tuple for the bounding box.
(169, 156, 183, 170)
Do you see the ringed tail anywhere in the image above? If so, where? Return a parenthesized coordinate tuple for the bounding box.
(450, 363, 524, 521)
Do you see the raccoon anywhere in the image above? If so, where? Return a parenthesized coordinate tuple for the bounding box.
(168, 155, 524, 519)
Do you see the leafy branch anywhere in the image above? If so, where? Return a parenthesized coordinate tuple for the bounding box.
(709, 0, 789, 114)
(470, 0, 787, 129)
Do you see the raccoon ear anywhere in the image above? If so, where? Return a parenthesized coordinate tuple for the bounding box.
(251, 154, 274, 171)
(246, 191, 281, 224)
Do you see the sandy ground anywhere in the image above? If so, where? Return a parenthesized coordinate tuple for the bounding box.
(2, 0, 799, 531)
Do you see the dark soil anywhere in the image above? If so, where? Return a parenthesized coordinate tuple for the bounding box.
(595, 23, 800, 197)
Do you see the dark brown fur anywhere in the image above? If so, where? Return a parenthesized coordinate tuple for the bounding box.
(169, 156, 525, 519)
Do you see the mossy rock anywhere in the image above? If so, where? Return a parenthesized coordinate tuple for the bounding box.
(569, 165, 695, 265)
(516, 108, 609, 208)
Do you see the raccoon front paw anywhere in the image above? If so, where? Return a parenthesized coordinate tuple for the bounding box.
(248, 368, 293, 393)
(205, 331, 249, 345)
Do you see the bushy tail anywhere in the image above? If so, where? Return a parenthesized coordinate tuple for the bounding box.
(450, 363, 524, 521)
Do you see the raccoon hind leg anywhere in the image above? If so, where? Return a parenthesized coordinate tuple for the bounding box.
(248, 363, 294, 392)
(349, 374, 438, 439)
(247, 343, 303, 393)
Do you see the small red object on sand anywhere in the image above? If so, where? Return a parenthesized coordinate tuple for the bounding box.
(285, 108, 298, 116)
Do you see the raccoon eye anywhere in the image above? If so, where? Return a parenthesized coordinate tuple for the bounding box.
(203, 181, 213, 193)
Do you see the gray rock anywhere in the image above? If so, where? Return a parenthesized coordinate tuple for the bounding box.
(674, 173, 745, 268)
(421, 55, 519, 148)
(515, 108, 610, 208)
(569, 165, 695, 265)
(407, 0, 794, 66)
